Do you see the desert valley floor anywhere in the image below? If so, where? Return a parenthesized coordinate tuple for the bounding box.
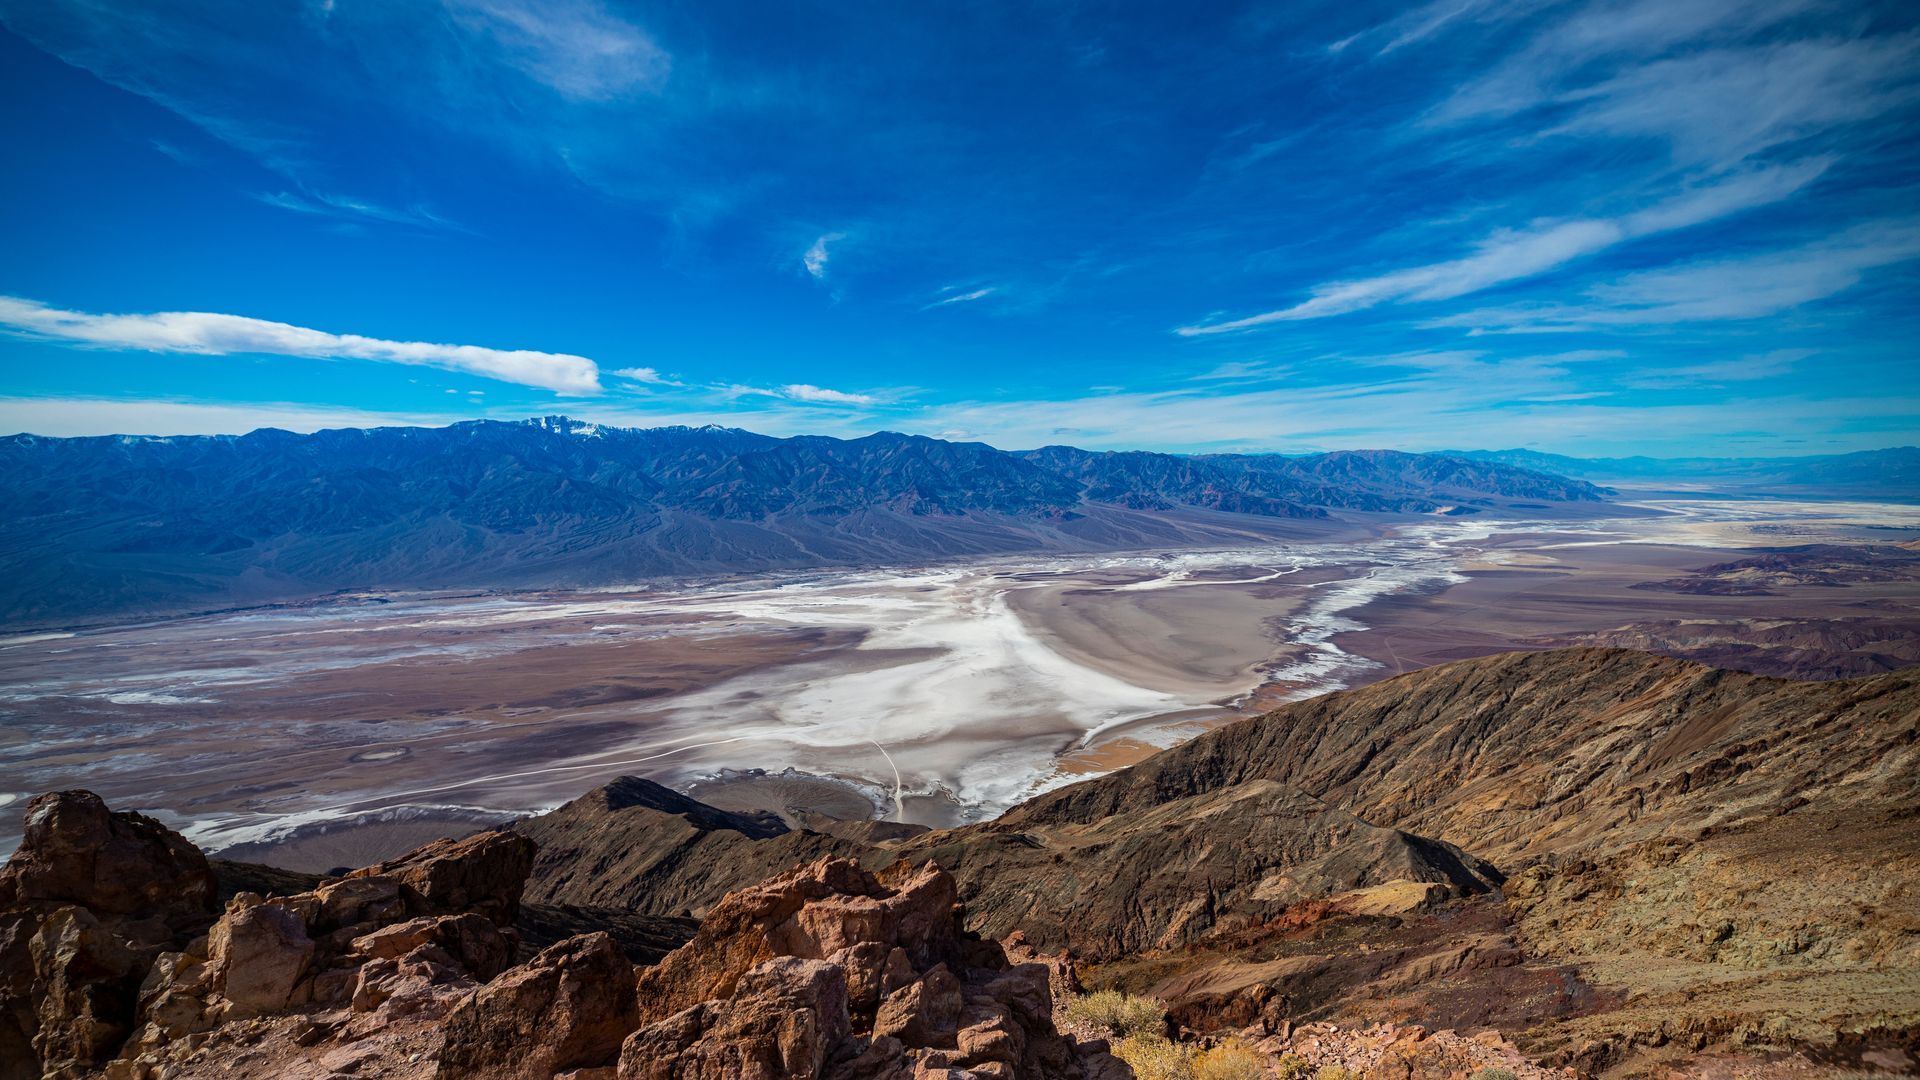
(4, 494, 1917, 870)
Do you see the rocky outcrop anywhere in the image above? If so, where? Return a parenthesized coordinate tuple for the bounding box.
(349, 831, 536, 927)
(621, 857, 1126, 1079)
(0, 797, 543, 1079)
(0, 792, 219, 1079)
(124, 830, 536, 1057)
(0, 793, 215, 923)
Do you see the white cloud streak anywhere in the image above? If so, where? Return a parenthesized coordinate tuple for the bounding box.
(443, 0, 670, 102)
(0, 296, 603, 394)
(611, 366, 677, 385)
(803, 232, 844, 280)
(1437, 219, 1920, 331)
(1539, 36, 1920, 168)
(776, 383, 878, 405)
(1177, 161, 1826, 333)
(254, 190, 460, 230)
(928, 286, 997, 308)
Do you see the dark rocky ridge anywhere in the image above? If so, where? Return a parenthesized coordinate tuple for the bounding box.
(0, 418, 1606, 626)
(510, 648, 1920, 1074)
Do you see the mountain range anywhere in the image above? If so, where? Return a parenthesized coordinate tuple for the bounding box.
(0, 417, 1607, 627)
(1456, 446, 1920, 499)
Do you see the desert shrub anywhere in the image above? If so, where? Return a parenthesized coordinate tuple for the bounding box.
(1114, 1034, 1196, 1080)
(1192, 1040, 1269, 1080)
(1274, 1053, 1314, 1080)
(1470, 1069, 1519, 1080)
(1315, 1066, 1358, 1080)
(1063, 989, 1165, 1040)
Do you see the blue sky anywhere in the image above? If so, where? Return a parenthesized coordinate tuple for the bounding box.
(0, 0, 1916, 456)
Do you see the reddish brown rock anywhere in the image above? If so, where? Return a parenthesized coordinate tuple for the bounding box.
(204, 896, 315, 1019)
(435, 931, 638, 1080)
(635, 858, 957, 1023)
(352, 830, 537, 927)
(0, 791, 215, 925)
(624, 857, 1108, 1079)
(0, 791, 219, 1080)
(873, 965, 963, 1048)
(352, 913, 512, 981)
(619, 956, 851, 1079)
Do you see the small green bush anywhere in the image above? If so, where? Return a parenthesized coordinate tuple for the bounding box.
(1315, 1067, 1358, 1080)
(1063, 989, 1166, 1040)
(1470, 1069, 1519, 1080)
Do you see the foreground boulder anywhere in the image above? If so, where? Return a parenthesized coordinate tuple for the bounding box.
(0, 787, 561, 1078)
(436, 931, 638, 1080)
(620, 856, 1127, 1079)
(0, 792, 218, 1080)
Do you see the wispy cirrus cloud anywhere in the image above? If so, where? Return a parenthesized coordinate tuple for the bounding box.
(718, 382, 880, 406)
(1177, 161, 1826, 333)
(773, 383, 878, 405)
(1435, 219, 1920, 332)
(927, 286, 997, 308)
(1534, 35, 1920, 169)
(802, 233, 844, 280)
(255, 190, 462, 230)
(611, 366, 679, 386)
(1328, 0, 1525, 59)
(444, 0, 670, 102)
(1622, 349, 1814, 389)
(0, 296, 602, 394)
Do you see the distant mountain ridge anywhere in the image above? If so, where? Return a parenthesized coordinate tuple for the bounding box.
(1455, 445, 1920, 498)
(0, 416, 1605, 626)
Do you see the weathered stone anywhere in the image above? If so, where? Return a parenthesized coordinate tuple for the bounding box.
(0, 791, 219, 1080)
(831, 940, 892, 1012)
(873, 965, 964, 1049)
(617, 957, 849, 1080)
(636, 858, 965, 1024)
(307, 876, 405, 934)
(436, 931, 637, 1079)
(351, 913, 511, 980)
(352, 831, 536, 927)
(27, 907, 146, 1075)
(0, 792, 215, 925)
(205, 900, 314, 1019)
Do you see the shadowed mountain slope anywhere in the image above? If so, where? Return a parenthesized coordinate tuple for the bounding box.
(514, 648, 1920, 1073)
(1001, 647, 1920, 864)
